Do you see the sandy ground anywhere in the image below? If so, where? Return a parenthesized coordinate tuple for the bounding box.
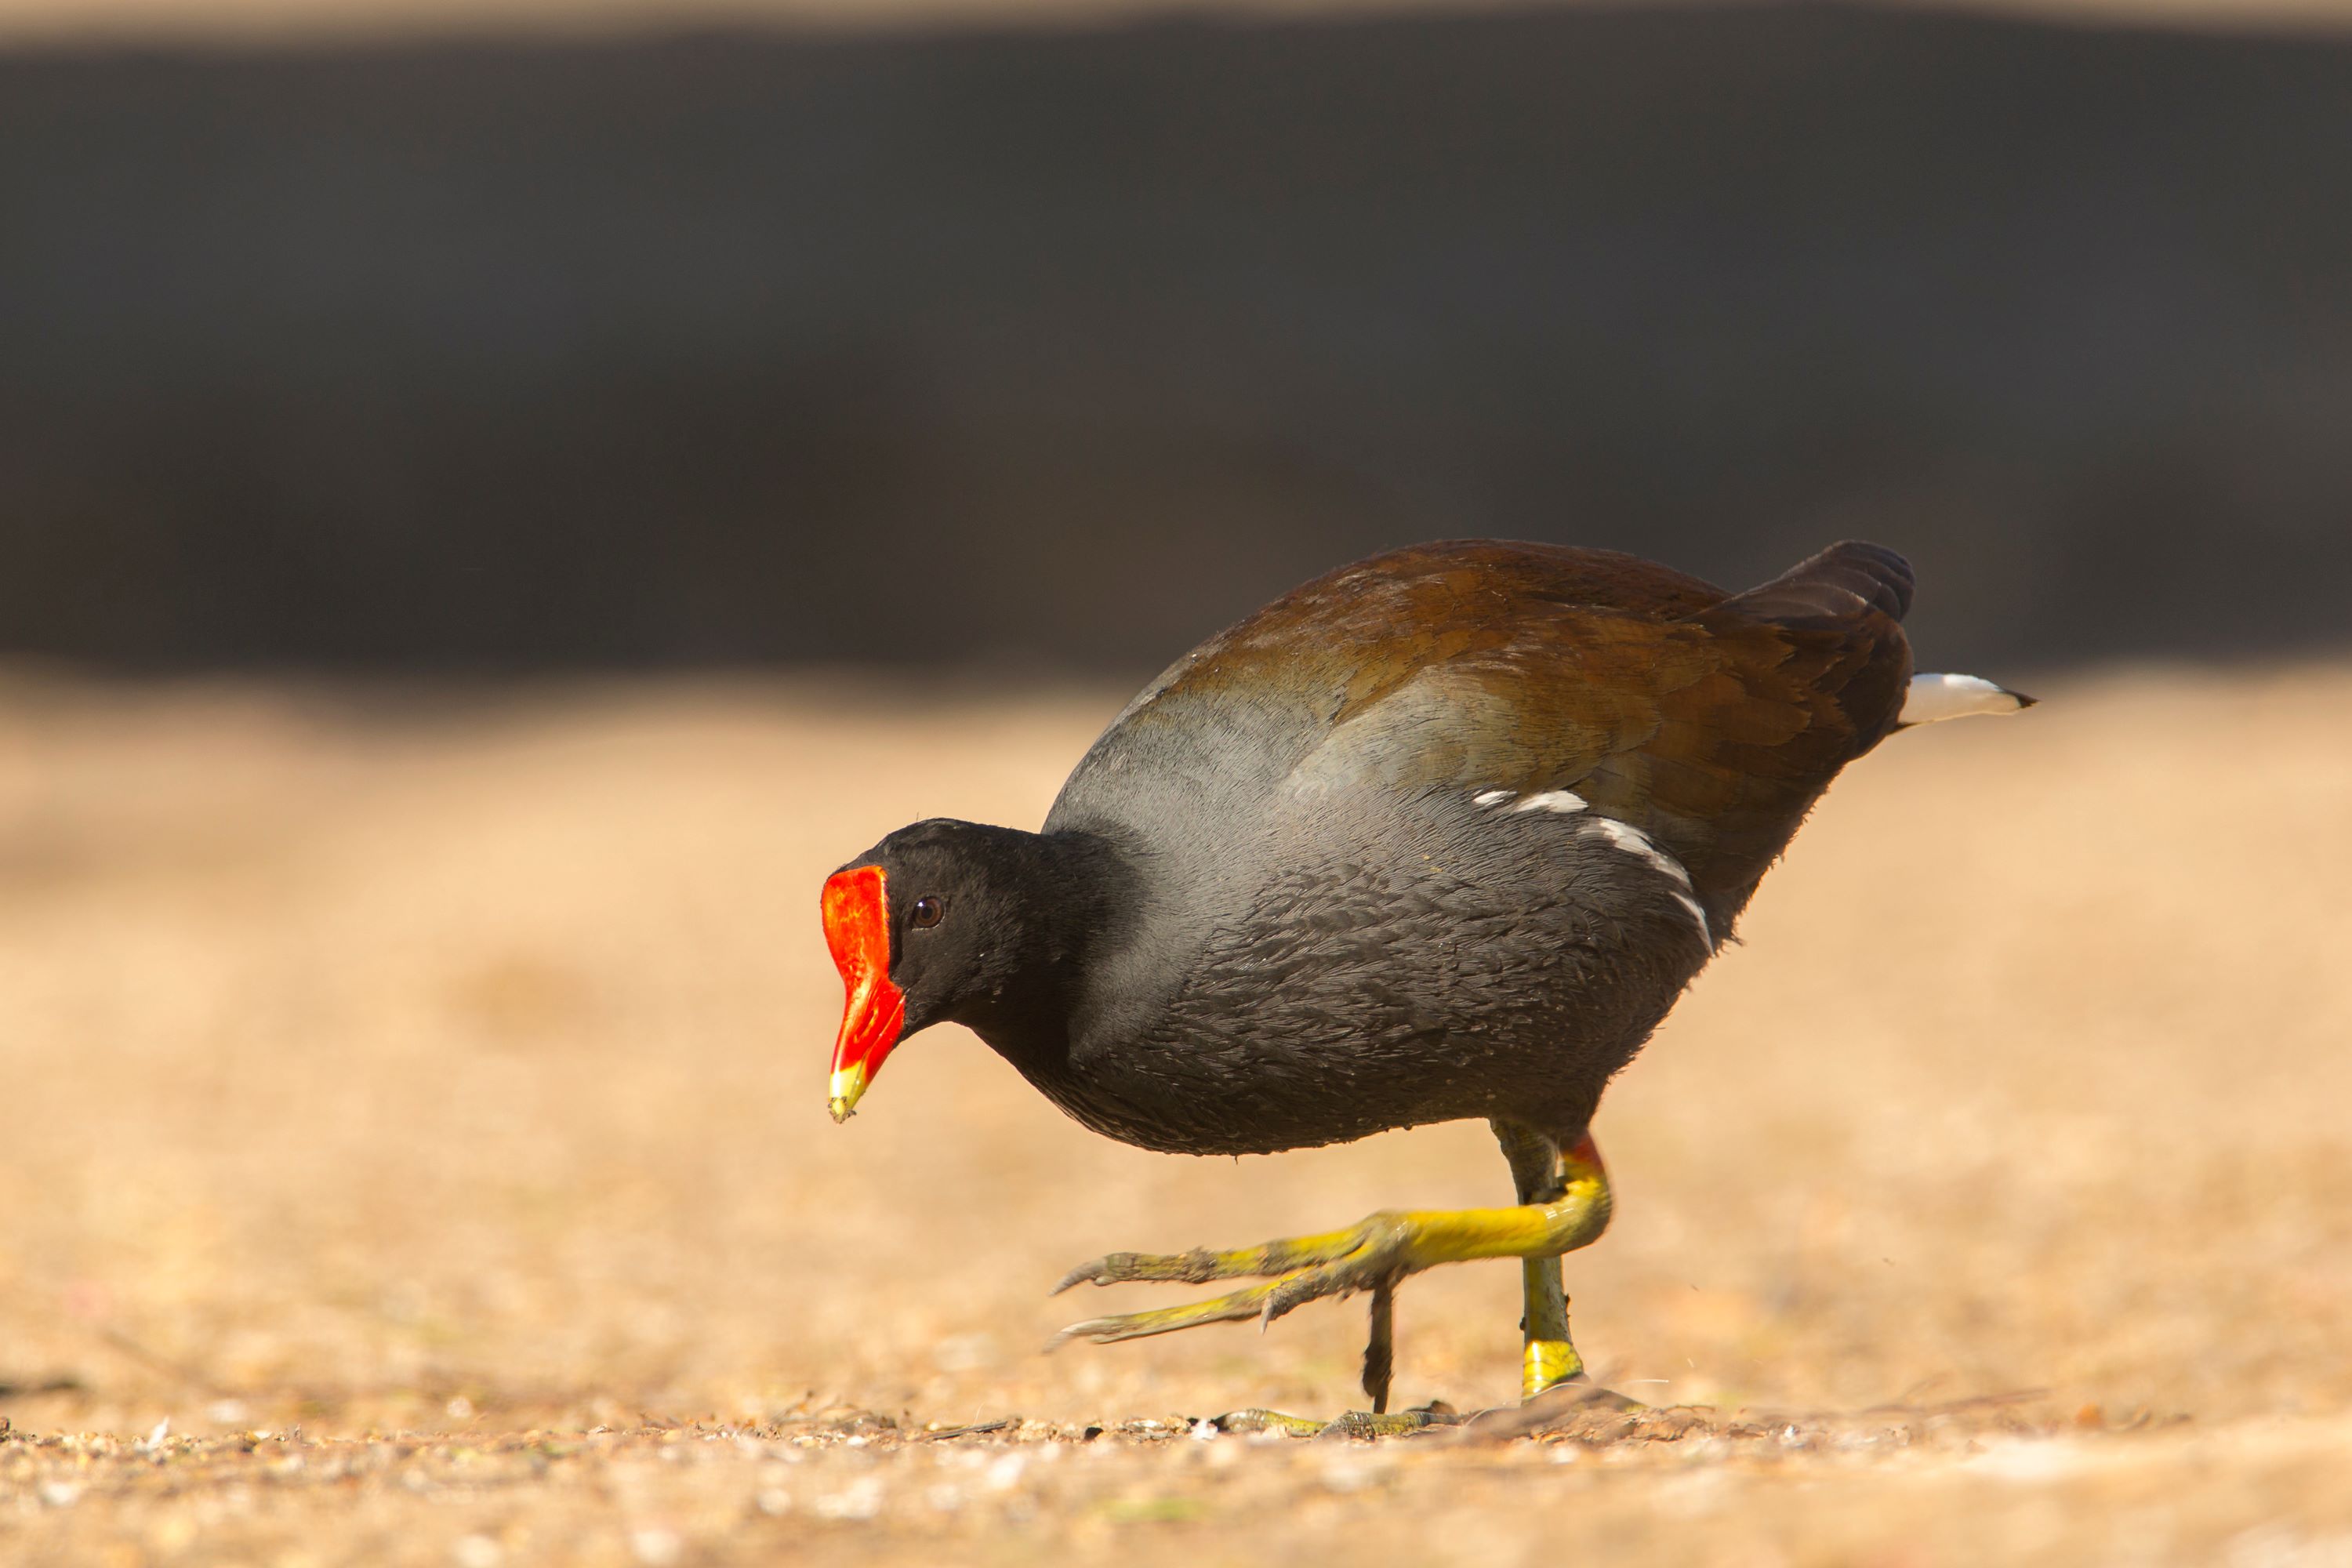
(1, 0, 2348, 46)
(0, 662, 2349, 1564)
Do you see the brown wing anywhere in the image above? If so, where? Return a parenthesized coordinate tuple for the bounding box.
(1127, 538, 1726, 722)
(1061, 539, 1728, 808)
(1057, 539, 1913, 916)
(1285, 541, 1915, 909)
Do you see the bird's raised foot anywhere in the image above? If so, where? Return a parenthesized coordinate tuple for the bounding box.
(1052, 1212, 1410, 1294)
(1211, 1402, 1461, 1440)
(1049, 1213, 1420, 1347)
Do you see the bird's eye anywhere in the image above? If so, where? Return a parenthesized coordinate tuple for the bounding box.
(910, 895, 945, 929)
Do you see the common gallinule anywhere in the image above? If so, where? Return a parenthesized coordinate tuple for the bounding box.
(821, 539, 2028, 1428)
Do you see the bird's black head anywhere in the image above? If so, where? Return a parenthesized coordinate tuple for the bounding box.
(821, 818, 1110, 1122)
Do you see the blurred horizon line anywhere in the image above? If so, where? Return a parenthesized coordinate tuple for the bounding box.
(4, 647, 2343, 695)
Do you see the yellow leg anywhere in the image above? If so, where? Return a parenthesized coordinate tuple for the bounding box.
(1493, 1123, 1610, 1399)
(1519, 1257, 1585, 1397)
(1049, 1123, 1613, 1359)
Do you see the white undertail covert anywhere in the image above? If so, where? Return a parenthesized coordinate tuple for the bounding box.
(1900, 673, 2034, 725)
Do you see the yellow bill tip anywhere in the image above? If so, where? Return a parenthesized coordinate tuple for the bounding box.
(827, 1065, 868, 1124)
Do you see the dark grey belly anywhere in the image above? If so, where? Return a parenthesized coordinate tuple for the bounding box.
(1033, 822, 1716, 1155)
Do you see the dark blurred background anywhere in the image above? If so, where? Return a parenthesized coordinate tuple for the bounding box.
(3, 0, 2348, 680)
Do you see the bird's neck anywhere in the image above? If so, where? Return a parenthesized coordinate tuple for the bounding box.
(949, 828, 1138, 1077)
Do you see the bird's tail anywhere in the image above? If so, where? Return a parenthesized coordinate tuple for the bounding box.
(1713, 539, 2034, 731)
(1717, 539, 1915, 626)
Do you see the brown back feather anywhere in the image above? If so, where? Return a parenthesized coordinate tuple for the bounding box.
(1065, 539, 1915, 923)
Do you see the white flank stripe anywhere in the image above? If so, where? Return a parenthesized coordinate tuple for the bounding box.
(1901, 673, 2028, 724)
(1512, 789, 1588, 815)
(1585, 817, 1692, 888)
(1671, 893, 1713, 949)
(1585, 817, 1713, 949)
(1474, 789, 1515, 807)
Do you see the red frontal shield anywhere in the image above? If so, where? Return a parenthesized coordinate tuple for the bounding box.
(821, 865, 905, 1121)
